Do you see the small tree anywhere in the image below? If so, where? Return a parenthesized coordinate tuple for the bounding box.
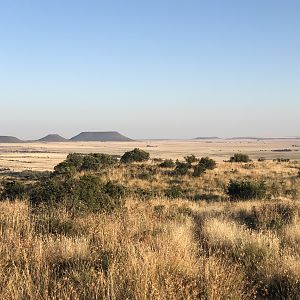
(159, 159, 175, 168)
(193, 157, 216, 177)
(120, 148, 150, 163)
(229, 153, 251, 163)
(226, 179, 267, 200)
(1, 181, 27, 200)
(184, 154, 198, 165)
(174, 161, 190, 176)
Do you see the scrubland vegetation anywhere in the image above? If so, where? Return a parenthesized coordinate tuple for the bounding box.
(0, 148, 300, 299)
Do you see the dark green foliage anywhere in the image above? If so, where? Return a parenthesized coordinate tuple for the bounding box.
(54, 161, 77, 176)
(273, 158, 290, 163)
(226, 179, 267, 200)
(193, 157, 216, 177)
(29, 175, 125, 213)
(258, 157, 266, 162)
(30, 178, 76, 205)
(1, 181, 27, 200)
(229, 153, 251, 163)
(174, 161, 190, 176)
(54, 153, 118, 175)
(120, 148, 150, 163)
(66, 153, 84, 169)
(159, 159, 175, 168)
(184, 154, 198, 165)
(102, 181, 126, 199)
(165, 185, 185, 199)
(81, 155, 101, 171)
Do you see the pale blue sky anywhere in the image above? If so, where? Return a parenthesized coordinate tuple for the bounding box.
(0, 0, 299, 139)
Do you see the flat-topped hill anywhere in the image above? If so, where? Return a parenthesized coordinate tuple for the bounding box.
(37, 134, 68, 142)
(70, 131, 133, 142)
(0, 136, 23, 143)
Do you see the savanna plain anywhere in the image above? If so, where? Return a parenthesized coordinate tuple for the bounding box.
(0, 139, 300, 299)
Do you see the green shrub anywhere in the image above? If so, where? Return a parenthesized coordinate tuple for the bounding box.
(30, 175, 125, 213)
(229, 153, 251, 163)
(66, 153, 84, 169)
(102, 181, 126, 199)
(1, 181, 27, 200)
(54, 153, 118, 175)
(159, 159, 175, 168)
(184, 154, 198, 165)
(120, 148, 150, 163)
(81, 155, 101, 171)
(165, 185, 186, 199)
(258, 157, 266, 162)
(193, 157, 216, 177)
(273, 158, 290, 163)
(30, 178, 76, 205)
(174, 161, 190, 176)
(226, 179, 267, 200)
(53, 161, 77, 176)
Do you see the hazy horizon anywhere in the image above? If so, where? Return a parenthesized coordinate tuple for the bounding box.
(1, 1, 299, 140)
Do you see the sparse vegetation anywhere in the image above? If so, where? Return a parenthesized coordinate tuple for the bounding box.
(193, 157, 216, 177)
(226, 179, 267, 200)
(0, 148, 299, 299)
(120, 148, 150, 163)
(230, 153, 251, 162)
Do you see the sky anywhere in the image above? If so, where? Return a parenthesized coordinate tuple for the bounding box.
(0, 0, 299, 140)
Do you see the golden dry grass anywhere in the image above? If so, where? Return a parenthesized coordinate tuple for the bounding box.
(0, 144, 299, 299)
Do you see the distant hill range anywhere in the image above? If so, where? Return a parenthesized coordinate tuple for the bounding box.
(70, 131, 133, 142)
(0, 136, 23, 143)
(193, 136, 300, 141)
(194, 137, 221, 140)
(0, 131, 133, 143)
(38, 134, 68, 142)
(227, 137, 300, 140)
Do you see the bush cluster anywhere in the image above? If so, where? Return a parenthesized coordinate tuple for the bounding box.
(159, 159, 175, 168)
(120, 148, 150, 163)
(226, 179, 267, 200)
(229, 153, 251, 163)
(30, 175, 126, 213)
(193, 157, 216, 177)
(54, 153, 118, 175)
(0, 181, 27, 201)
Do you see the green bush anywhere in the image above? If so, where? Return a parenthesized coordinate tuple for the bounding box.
(184, 154, 198, 165)
(30, 178, 76, 205)
(229, 153, 251, 163)
(174, 161, 190, 176)
(29, 175, 125, 213)
(120, 148, 150, 163)
(159, 159, 175, 168)
(1, 181, 27, 200)
(53, 161, 77, 176)
(193, 157, 216, 177)
(226, 179, 267, 200)
(165, 185, 186, 199)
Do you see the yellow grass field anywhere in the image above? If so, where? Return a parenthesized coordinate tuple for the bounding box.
(0, 140, 300, 299)
(0, 139, 299, 171)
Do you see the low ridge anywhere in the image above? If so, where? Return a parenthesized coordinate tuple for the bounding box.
(0, 136, 23, 143)
(194, 137, 220, 140)
(37, 134, 68, 142)
(70, 131, 133, 142)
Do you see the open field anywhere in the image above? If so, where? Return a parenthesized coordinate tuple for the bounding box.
(0, 139, 300, 171)
(0, 144, 300, 299)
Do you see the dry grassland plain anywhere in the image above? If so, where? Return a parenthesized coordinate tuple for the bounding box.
(0, 139, 300, 299)
(0, 139, 299, 171)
